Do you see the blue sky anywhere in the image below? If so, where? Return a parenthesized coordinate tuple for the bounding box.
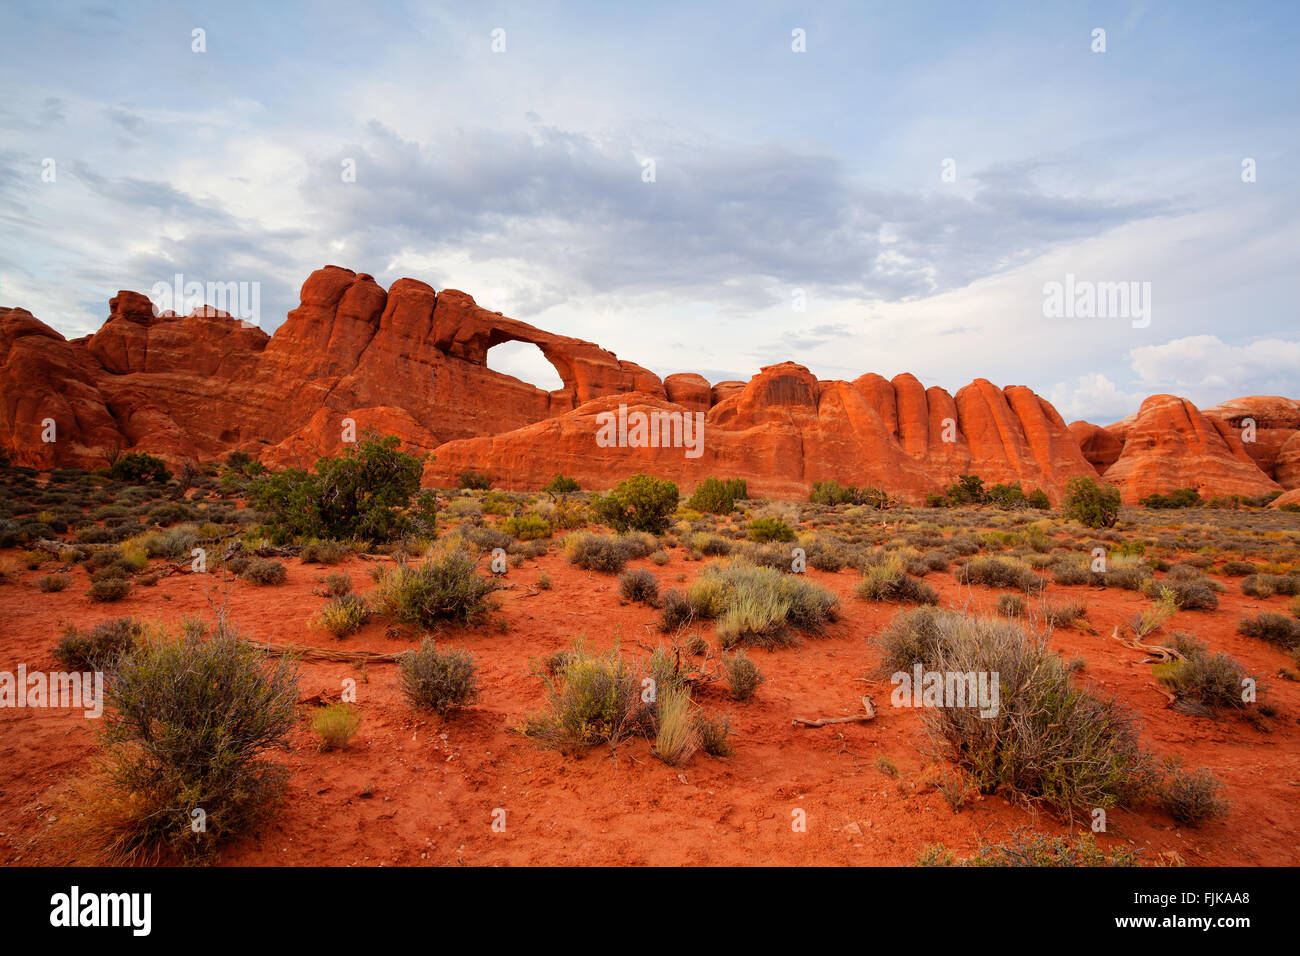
(1, 0, 1296, 422)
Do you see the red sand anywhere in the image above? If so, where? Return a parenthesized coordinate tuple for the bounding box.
(2, 547, 1299, 866)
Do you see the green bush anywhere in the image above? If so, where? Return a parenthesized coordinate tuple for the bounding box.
(97, 616, 298, 862)
(108, 452, 171, 484)
(311, 593, 371, 638)
(1158, 764, 1230, 826)
(372, 552, 497, 627)
(399, 639, 480, 712)
(1140, 488, 1202, 509)
(523, 641, 651, 749)
(1026, 489, 1051, 510)
(687, 477, 739, 515)
(1155, 633, 1255, 713)
(544, 474, 580, 494)
(501, 514, 552, 540)
(944, 474, 986, 505)
(748, 517, 795, 543)
(809, 480, 857, 506)
(248, 432, 426, 543)
(1062, 476, 1121, 529)
(667, 560, 838, 648)
(590, 474, 679, 534)
(855, 554, 939, 605)
(458, 471, 491, 490)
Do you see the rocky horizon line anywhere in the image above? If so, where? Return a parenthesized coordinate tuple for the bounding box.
(2, 265, 1298, 508)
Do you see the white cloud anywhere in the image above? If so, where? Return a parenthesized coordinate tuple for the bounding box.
(1129, 335, 1300, 397)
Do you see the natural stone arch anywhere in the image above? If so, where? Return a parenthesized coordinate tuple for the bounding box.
(485, 338, 567, 393)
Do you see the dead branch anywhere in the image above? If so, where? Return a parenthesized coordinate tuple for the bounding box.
(1111, 625, 1184, 662)
(793, 695, 876, 727)
(241, 640, 407, 664)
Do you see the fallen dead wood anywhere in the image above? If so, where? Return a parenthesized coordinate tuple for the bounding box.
(241, 640, 407, 664)
(793, 695, 876, 727)
(1111, 625, 1185, 662)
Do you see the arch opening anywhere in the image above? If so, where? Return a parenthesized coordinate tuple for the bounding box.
(485, 339, 566, 393)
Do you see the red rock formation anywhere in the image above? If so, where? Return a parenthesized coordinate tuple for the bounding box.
(1099, 395, 1282, 503)
(1, 265, 1294, 506)
(1067, 421, 1124, 476)
(1202, 396, 1300, 489)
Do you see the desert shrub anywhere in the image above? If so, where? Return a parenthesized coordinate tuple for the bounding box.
(653, 685, 699, 766)
(986, 482, 1029, 509)
(523, 641, 650, 749)
(1143, 575, 1217, 610)
(372, 552, 496, 627)
(1236, 612, 1300, 649)
(544, 474, 580, 494)
(1140, 488, 1202, 509)
(855, 554, 939, 605)
(249, 433, 426, 543)
(619, 567, 660, 605)
(1158, 764, 1230, 826)
(311, 593, 371, 638)
(658, 588, 695, 631)
(501, 514, 552, 540)
(1292, 595, 1300, 620)
(1052, 556, 1094, 586)
(1219, 560, 1255, 576)
(956, 555, 1043, 593)
(94, 617, 298, 863)
(565, 531, 638, 573)
(314, 571, 353, 597)
(312, 703, 361, 750)
(687, 532, 733, 557)
(1241, 573, 1300, 598)
(944, 474, 987, 505)
(590, 474, 679, 534)
(996, 593, 1026, 616)
(447, 497, 484, 522)
(54, 618, 144, 671)
(89, 577, 131, 602)
(399, 639, 479, 712)
(930, 615, 1152, 814)
(1042, 600, 1088, 628)
(39, 573, 71, 593)
(1062, 477, 1121, 529)
(725, 649, 765, 701)
(685, 561, 838, 649)
(458, 470, 491, 490)
(879, 609, 1153, 815)
(799, 535, 846, 571)
(108, 452, 171, 484)
(748, 516, 795, 543)
(961, 829, 1141, 867)
(696, 713, 733, 756)
(875, 606, 952, 675)
(241, 558, 287, 586)
(1026, 489, 1052, 510)
(809, 480, 858, 506)
(551, 497, 589, 529)
(300, 540, 350, 564)
(1155, 634, 1254, 713)
(687, 477, 738, 515)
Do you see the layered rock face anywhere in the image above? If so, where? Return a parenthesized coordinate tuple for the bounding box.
(1071, 395, 1283, 503)
(1, 265, 1294, 505)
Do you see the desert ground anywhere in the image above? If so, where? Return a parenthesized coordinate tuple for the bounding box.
(1, 463, 1298, 867)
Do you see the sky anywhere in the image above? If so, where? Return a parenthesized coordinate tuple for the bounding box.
(1, 0, 1296, 423)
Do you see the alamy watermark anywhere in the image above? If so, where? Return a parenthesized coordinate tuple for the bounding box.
(1042, 273, 1150, 328)
(150, 273, 261, 328)
(1, 665, 103, 718)
(891, 665, 1000, 718)
(595, 403, 705, 459)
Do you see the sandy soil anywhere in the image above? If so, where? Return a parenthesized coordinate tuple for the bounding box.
(3, 533, 1299, 868)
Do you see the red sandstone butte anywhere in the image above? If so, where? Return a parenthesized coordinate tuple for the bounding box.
(0, 265, 1294, 504)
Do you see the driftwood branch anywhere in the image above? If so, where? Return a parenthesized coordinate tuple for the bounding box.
(241, 640, 407, 664)
(1111, 625, 1184, 662)
(793, 695, 876, 727)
